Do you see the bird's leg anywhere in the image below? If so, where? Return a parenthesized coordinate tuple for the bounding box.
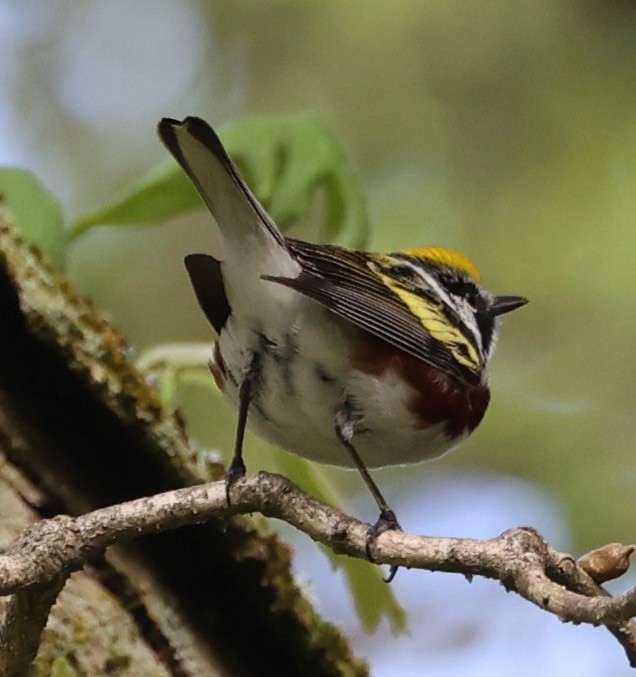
(226, 353, 260, 505)
(334, 407, 402, 582)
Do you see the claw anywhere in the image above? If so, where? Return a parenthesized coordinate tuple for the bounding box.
(225, 456, 246, 506)
(365, 508, 402, 582)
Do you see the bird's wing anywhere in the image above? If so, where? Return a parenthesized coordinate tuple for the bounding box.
(265, 239, 482, 385)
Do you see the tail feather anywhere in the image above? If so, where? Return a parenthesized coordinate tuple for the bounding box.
(157, 117, 285, 248)
(184, 253, 230, 333)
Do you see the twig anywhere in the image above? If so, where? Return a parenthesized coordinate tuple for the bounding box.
(0, 576, 68, 677)
(0, 472, 634, 668)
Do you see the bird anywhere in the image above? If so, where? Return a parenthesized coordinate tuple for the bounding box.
(158, 116, 527, 580)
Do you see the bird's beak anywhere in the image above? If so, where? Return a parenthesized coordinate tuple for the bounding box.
(491, 295, 528, 317)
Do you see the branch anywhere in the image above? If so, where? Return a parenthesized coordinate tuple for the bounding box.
(1, 212, 365, 675)
(0, 576, 67, 677)
(1, 472, 635, 668)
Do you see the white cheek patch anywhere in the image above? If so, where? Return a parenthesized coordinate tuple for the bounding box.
(486, 322, 500, 360)
(453, 296, 483, 354)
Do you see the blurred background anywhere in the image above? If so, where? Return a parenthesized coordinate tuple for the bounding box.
(2, 1, 636, 674)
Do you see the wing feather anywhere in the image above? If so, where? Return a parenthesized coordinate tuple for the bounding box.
(265, 239, 481, 385)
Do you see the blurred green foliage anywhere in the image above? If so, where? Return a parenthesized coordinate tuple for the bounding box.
(182, 1, 636, 552)
(5, 0, 636, 631)
(68, 115, 369, 248)
(1, 110, 404, 632)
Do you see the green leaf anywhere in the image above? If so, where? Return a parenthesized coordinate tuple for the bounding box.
(222, 115, 370, 248)
(272, 452, 407, 634)
(67, 162, 200, 241)
(135, 343, 214, 406)
(327, 549, 407, 634)
(0, 168, 65, 268)
(68, 115, 369, 248)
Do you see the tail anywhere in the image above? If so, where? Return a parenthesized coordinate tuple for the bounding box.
(157, 117, 286, 249)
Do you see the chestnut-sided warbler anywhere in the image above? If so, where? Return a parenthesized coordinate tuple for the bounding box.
(158, 117, 526, 577)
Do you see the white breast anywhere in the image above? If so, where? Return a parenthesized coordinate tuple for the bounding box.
(215, 299, 458, 469)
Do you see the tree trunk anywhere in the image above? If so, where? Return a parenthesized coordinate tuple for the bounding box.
(0, 210, 366, 677)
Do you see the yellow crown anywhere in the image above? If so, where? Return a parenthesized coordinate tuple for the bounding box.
(400, 246, 482, 283)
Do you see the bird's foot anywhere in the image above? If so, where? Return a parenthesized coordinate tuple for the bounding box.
(225, 456, 246, 506)
(366, 508, 402, 583)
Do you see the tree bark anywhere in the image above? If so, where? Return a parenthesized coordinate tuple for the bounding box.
(0, 209, 365, 676)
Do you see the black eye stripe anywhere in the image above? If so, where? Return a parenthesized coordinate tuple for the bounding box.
(438, 274, 479, 300)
